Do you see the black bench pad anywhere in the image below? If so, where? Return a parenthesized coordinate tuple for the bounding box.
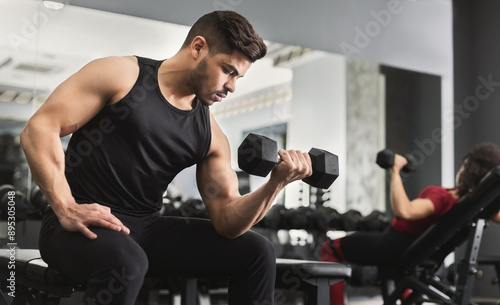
(0, 249, 79, 297)
(276, 258, 351, 279)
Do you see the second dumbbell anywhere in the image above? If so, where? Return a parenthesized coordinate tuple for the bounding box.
(376, 148, 416, 173)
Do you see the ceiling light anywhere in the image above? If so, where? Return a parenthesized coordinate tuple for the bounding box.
(0, 91, 16, 103)
(43, 1, 65, 10)
(33, 94, 49, 105)
(14, 92, 33, 104)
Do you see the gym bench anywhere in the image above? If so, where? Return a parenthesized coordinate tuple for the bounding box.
(0, 249, 350, 305)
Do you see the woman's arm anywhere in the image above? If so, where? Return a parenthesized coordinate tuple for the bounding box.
(390, 154, 435, 220)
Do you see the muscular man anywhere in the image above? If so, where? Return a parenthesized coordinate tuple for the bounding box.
(21, 11, 312, 305)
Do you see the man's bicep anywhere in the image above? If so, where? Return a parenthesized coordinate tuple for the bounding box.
(196, 152, 240, 207)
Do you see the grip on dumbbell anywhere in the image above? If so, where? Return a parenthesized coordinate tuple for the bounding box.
(275, 149, 339, 189)
(376, 149, 415, 173)
(401, 153, 416, 173)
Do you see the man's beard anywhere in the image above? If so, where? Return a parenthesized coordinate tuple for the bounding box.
(189, 58, 211, 106)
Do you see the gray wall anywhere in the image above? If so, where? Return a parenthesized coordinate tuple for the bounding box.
(381, 66, 442, 203)
(454, 0, 500, 298)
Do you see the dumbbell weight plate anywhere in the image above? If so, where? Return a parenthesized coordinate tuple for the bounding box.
(303, 148, 339, 189)
(0, 184, 29, 221)
(238, 133, 278, 177)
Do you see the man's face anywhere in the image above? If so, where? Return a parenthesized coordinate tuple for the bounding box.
(190, 50, 252, 106)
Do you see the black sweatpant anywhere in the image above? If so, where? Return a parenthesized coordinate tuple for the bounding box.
(39, 209, 276, 305)
(340, 226, 417, 266)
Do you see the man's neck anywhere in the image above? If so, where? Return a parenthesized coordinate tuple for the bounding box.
(158, 54, 197, 110)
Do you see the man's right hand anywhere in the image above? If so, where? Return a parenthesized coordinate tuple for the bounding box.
(54, 202, 130, 240)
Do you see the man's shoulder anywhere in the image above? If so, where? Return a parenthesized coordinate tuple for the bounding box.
(89, 56, 138, 69)
(82, 56, 140, 105)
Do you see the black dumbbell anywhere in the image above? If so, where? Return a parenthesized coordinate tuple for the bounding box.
(238, 133, 339, 189)
(326, 207, 342, 230)
(30, 185, 49, 219)
(337, 209, 362, 231)
(160, 202, 180, 217)
(308, 206, 335, 232)
(179, 198, 209, 219)
(282, 206, 311, 230)
(160, 188, 182, 217)
(257, 204, 287, 230)
(376, 149, 416, 173)
(357, 210, 390, 232)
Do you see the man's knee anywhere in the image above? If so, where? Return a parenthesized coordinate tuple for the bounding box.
(87, 244, 149, 287)
(86, 249, 149, 299)
(262, 235, 276, 260)
(109, 248, 149, 280)
(248, 232, 276, 270)
(83, 262, 148, 305)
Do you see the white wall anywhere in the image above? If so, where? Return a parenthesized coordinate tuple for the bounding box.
(286, 52, 347, 211)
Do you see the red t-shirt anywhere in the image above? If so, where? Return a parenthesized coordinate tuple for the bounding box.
(391, 186, 458, 236)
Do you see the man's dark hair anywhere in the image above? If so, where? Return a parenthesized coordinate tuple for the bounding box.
(181, 10, 267, 62)
(457, 142, 500, 197)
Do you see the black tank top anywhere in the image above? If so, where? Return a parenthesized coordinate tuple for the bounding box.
(64, 56, 212, 215)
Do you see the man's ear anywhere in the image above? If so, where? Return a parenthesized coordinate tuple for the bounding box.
(191, 36, 208, 59)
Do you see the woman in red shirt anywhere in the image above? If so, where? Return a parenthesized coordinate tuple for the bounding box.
(321, 142, 500, 305)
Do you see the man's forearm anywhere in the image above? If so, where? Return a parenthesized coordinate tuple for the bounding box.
(238, 179, 284, 224)
(20, 123, 74, 214)
(210, 179, 284, 239)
